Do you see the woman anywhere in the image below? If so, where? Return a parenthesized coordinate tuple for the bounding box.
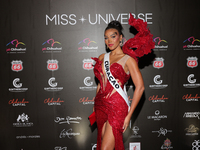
(92, 14, 154, 150)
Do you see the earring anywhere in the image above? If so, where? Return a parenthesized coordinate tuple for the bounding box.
(120, 40, 123, 47)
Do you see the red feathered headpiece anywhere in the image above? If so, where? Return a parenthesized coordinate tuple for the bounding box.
(122, 13, 155, 62)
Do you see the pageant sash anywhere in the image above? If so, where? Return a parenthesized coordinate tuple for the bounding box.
(104, 52, 130, 111)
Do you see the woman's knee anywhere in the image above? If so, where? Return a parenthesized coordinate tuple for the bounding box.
(101, 122, 115, 150)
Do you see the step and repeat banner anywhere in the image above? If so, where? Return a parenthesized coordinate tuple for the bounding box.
(0, 0, 200, 150)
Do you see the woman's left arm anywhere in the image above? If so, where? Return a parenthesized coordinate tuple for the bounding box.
(123, 57, 145, 132)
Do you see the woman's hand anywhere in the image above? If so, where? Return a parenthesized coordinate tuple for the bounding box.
(122, 115, 131, 133)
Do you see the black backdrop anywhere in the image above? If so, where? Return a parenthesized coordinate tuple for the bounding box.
(0, 0, 200, 150)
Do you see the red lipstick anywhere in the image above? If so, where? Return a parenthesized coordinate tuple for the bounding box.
(108, 44, 114, 47)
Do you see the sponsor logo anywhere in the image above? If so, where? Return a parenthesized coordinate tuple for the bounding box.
(13, 113, 33, 127)
(161, 138, 173, 150)
(47, 59, 59, 71)
(11, 60, 23, 72)
(44, 77, 63, 92)
(183, 112, 200, 119)
(16, 135, 40, 139)
(182, 94, 199, 102)
(54, 147, 67, 150)
(9, 78, 28, 92)
(6, 39, 26, 53)
(79, 97, 94, 105)
(183, 36, 200, 50)
(147, 110, 167, 121)
(59, 128, 80, 139)
(44, 98, 64, 106)
(192, 140, 200, 150)
(187, 57, 198, 68)
(149, 75, 168, 89)
(153, 57, 164, 69)
(152, 127, 172, 137)
(185, 124, 199, 136)
(9, 98, 29, 107)
(92, 144, 97, 150)
(148, 95, 168, 103)
(79, 76, 97, 91)
(83, 59, 94, 70)
(42, 39, 62, 53)
(55, 116, 82, 124)
(153, 37, 168, 51)
(78, 38, 98, 52)
(130, 126, 141, 138)
(129, 142, 141, 150)
(46, 13, 153, 26)
(183, 74, 200, 88)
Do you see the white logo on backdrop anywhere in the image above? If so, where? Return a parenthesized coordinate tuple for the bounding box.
(130, 126, 141, 138)
(13, 78, 22, 88)
(152, 127, 172, 137)
(147, 110, 167, 121)
(79, 76, 97, 91)
(17, 113, 29, 122)
(183, 74, 200, 88)
(54, 147, 67, 150)
(192, 140, 200, 150)
(155, 110, 160, 115)
(92, 144, 97, 150)
(46, 13, 153, 25)
(54, 116, 82, 124)
(44, 77, 63, 92)
(188, 74, 196, 84)
(13, 113, 33, 127)
(84, 76, 93, 86)
(48, 77, 58, 87)
(149, 75, 168, 89)
(183, 112, 200, 119)
(154, 75, 163, 84)
(9, 78, 28, 92)
(59, 128, 80, 139)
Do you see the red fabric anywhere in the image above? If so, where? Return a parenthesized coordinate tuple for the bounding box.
(122, 13, 155, 62)
(91, 14, 154, 149)
(92, 57, 130, 150)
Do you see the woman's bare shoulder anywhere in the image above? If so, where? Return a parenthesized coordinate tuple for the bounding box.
(126, 56, 137, 66)
(98, 53, 105, 61)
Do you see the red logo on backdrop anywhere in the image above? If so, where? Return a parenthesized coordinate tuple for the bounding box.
(47, 60, 59, 71)
(187, 57, 198, 68)
(79, 97, 94, 103)
(182, 94, 200, 101)
(153, 57, 164, 69)
(149, 95, 168, 101)
(11, 60, 23, 72)
(83, 59, 94, 70)
(44, 98, 64, 104)
(9, 98, 29, 106)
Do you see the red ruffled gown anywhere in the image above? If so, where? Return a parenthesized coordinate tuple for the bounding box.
(92, 13, 155, 150)
(92, 56, 130, 150)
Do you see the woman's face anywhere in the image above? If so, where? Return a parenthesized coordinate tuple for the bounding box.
(104, 28, 122, 51)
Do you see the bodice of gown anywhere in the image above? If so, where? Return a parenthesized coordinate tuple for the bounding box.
(92, 57, 130, 98)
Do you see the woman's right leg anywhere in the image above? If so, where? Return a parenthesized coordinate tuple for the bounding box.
(101, 120, 115, 150)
